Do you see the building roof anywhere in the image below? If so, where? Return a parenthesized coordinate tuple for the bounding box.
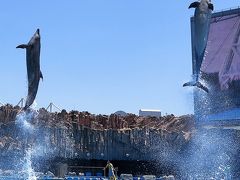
(139, 109, 161, 112)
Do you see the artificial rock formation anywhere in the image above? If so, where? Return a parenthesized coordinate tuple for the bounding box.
(0, 104, 194, 161)
(1, 105, 240, 178)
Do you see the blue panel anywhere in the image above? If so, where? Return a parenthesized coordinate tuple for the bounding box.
(85, 172, 92, 176)
(96, 172, 103, 177)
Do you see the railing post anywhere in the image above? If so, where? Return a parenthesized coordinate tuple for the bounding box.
(46, 102, 62, 112)
(16, 98, 25, 108)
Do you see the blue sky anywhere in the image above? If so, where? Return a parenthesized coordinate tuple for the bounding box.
(0, 1, 238, 115)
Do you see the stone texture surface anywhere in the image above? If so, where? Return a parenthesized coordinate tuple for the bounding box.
(0, 105, 194, 161)
(1, 105, 240, 178)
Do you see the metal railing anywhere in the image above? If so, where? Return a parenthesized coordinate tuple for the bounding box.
(46, 102, 62, 112)
(16, 98, 25, 108)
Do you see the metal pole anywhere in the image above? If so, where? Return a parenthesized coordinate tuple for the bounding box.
(52, 103, 62, 111)
(16, 98, 25, 108)
(21, 98, 24, 107)
(50, 103, 53, 113)
(46, 102, 62, 112)
(46, 103, 52, 112)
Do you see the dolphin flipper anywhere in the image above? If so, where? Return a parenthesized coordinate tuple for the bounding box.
(16, 44, 29, 49)
(189, 2, 200, 9)
(183, 81, 209, 93)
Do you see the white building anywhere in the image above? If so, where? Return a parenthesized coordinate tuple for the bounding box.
(139, 109, 161, 118)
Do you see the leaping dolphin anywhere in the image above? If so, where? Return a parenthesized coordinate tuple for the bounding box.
(183, 0, 214, 93)
(17, 29, 43, 110)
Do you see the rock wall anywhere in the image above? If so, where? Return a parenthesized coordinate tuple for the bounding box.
(1, 105, 240, 178)
(0, 104, 194, 162)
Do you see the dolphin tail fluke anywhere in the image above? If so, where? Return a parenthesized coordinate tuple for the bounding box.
(22, 105, 28, 111)
(183, 81, 209, 93)
(183, 81, 196, 87)
(17, 105, 30, 115)
(208, 3, 214, 11)
(16, 44, 28, 49)
(195, 82, 209, 93)
(188, 2, 200, 9)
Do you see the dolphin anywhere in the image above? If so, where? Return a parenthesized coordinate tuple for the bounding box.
(183, 0, 214, 93)
(17, 29, 43, 110)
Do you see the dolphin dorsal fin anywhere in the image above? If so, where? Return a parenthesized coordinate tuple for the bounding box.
(208, 3, 214, 11)
(188, 2, 200, 9)
(40, 71, 43, 80)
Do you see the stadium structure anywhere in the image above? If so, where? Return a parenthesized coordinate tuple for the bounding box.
(191, 7, 240, 125)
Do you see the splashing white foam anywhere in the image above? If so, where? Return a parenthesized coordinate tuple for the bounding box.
(15, 111, 37, 179)
(31, 100, 38, 110)
(23, 148, 37, 180)
(16, 111, 37, 132)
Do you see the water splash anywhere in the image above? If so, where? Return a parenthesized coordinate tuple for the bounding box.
(22, 148, 37, 180)
(179, 127, 234, 179)
(31, 100, 38, 110)
(15, 112, 34, 131)
(15, 110, 38, 179)
(178, 78, 235, 179)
